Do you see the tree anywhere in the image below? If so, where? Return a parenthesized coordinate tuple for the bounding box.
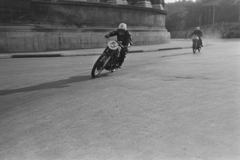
(166, 0, 240, 31)
(184, 2, 202, 29)
(215, 0, 239, 22)
(165, 1, 190, 31)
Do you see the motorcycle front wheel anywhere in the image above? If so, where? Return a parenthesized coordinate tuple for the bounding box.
(91, 54, 108, 78)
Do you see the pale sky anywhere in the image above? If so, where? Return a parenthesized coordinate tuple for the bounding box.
(165, 0, 196, 3)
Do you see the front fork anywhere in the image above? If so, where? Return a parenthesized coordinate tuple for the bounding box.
(104, 47, 121, 70)
(102, 56, 111, 68)
(116, 47, 121, 58)
(192, 39, 197, 48)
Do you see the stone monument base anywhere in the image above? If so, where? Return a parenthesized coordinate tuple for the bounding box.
(0, 0, 170, 53)
(0, 24, 170, 53)
(152, 4, 164, 10)
(135, 0, 152, 8)
(107, 0, 128, 5)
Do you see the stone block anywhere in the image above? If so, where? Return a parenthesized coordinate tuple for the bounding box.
(76, 37, 82, 44)
(69, 43, 79, 49)
(15, 37, 25, 46)
(0, 37, 7, 46)
(7, 32, 25, 38)
(45, 32, 60, 37)
(31, 32, 45, 38)
(0, 45, 7, 52)
(107, 0, 128, 5)
(1, 0, 31, 10)
(24, 37, 34, 48)
(25, 44, 35, 52)
(69, 37, 77, 44)
(0, 32, 7, 40)
(24, 32, 35, 37)
(62, 44, 71, 50)
(87, 0, 100, 2)
(32, 37, 42, 51)
(46, 37, 57, 44)
(69, 0, 87, 1)
(3, 45, 14, 53)
(135, 0, 152, 8)
(7, 37, 15, 46)
(46, 43, 57, 51)
(13, 45, 27, 53)
(61, 37, 70, 44)
(152, 4, 164, 10)
(62, 32, 72, 37)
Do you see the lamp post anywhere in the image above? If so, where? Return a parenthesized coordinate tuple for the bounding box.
(238, 0, 240, 22)
(212, 2, 215, 30)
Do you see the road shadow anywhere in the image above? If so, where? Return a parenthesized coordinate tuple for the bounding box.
(0, 73, 109, 96)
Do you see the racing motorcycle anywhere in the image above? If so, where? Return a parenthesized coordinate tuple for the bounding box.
(91, 40, 126, 78)
(192, 35, 201, 53)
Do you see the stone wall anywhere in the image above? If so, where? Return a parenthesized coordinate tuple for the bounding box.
(0, 0, 30, 10)
(0, 0, 170, 53)
(0, 0, 31, 23)
(31, 1, 166, 30)
(0, 24, 169, 52)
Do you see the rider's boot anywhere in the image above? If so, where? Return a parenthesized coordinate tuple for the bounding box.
(117, 59, 124, 69)
(200, 39, 203, 47)
(117, 64, 122, 68)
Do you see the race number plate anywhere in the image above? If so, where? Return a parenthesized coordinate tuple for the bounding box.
(107, 40, 119, 50)
(192, 35, 199, 40)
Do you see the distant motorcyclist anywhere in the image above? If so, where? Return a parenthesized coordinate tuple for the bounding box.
(105, 23, 132, 68)
(190, 27, 203, 47)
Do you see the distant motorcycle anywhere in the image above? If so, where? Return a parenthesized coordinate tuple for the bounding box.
(91, 40, 126, 78)
(192, 35, 201, 53)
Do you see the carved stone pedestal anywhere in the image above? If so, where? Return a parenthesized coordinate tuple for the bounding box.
(107, 0, 128, 5)
(152, 0, 164, 9)
(87, 0, 100, 2)
(135, 0, 152, 8)
(152, 4, 164, 10)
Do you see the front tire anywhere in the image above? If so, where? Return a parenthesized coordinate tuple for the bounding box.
(91, 54, 108, 78)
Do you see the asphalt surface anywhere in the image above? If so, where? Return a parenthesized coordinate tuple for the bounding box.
(0, 39, 240, 160)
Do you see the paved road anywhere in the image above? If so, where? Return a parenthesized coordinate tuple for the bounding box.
(0, 39, 240, 160)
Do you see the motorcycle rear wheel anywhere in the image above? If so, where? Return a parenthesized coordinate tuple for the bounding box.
(91, 54, 108, 78)
(193, 48, 196, 53)
(192, 41, 197, 53)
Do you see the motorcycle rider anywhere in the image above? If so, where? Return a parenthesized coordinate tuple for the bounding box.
(190, 27, 203, 47)
(104, 23, 132, 68)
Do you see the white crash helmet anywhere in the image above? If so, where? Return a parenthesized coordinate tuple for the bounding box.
(118, 23, 127, 30)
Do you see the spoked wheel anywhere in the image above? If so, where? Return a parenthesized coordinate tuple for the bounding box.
(193, 48, 196, 53)
(91, 54, 108, 78)
(198, 46, 201, 52)
(192, 41, 197, 53)
(110, 69, 116, 73)
(193, 46, 197, 54)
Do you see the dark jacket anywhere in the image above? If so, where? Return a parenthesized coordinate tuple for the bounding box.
(106, 29, 132, 46)
(190, 30, 203, 37)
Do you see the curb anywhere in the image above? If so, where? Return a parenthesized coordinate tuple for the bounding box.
(0, 46, 192, 59)
(11, 54, 62, 58)
(128, 47, 191, 54)
(0, 55, 12, 59)
(61, 53, 101, 57)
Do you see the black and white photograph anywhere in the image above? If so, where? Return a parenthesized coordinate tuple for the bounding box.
(0, 0, 240, 159)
